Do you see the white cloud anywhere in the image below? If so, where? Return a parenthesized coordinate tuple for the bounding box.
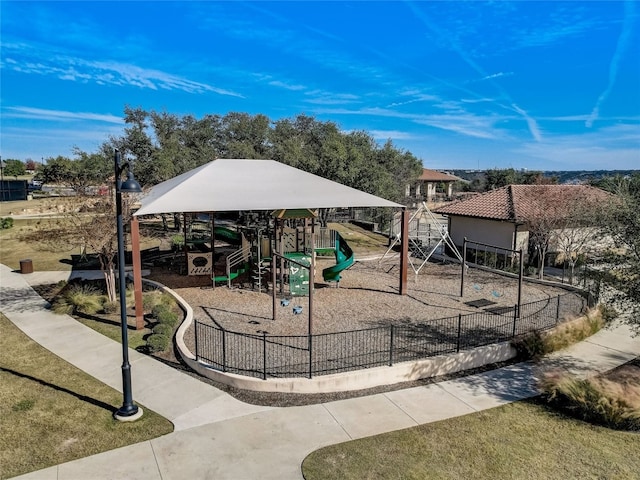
(2, 42, 242, 97)
(368, 130, 415, 141)
(5, 106, 123, 124)
(511, 104, 542, 142)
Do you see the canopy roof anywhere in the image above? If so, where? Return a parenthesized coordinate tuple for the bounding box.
(134, 159, 402, 216)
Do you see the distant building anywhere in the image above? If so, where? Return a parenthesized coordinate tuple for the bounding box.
(406, 168, 460, 205)
(434, 184, 611, 262)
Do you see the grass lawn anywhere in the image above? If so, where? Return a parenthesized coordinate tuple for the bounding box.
(0, 314, 174, 480)
(0, 217, 76, 271)
(302, 399, 640, 480)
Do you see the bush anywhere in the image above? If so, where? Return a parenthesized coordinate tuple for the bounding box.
(143, 291, 163, 312)
(153, 323, 173, 337)
(599, 304, 619, 323)
(151, 304, 171, 319)
(540, 372, 640, 431)
(146, 333, 170, 353)
(1, 217, 14, 229)
(102, 300, 118, 314)
(512, 331, 552, 360)
(65, 284, 103, 315)
(51, 297, 74, 315)
(158, 309, 179, 327)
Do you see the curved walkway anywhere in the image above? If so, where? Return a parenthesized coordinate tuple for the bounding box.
(2, 264, 639, 480)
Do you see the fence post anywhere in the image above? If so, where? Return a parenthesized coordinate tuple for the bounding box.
(262, 332, 267, 380)
(512, 306, 518, 338)
(222, 329, 227, 372)
(556, 295, 561, 324)
(194, 320, 199, 361)
(389, 325, 394, 366)
(308, 334, 313, 379)
(456, 314, 462, 352)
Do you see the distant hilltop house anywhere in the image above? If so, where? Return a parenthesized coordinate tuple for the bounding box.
(406, 168, 460, 205)
(434, 184, 612, 265)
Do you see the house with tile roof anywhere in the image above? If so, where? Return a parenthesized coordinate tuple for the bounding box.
(406, 168, 460, 205)
(434, 184, 611, 263)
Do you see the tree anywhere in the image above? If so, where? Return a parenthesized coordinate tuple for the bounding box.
(598, 173, 640, 327)
(3, 159, 26, 177)
(524, 186, 607, 280)
(25, 158, 38, 172)
(20, 194, 137, 302)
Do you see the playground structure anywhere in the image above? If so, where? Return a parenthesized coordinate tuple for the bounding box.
(382, 202, 462, 273)
(169, 210, 356, 296)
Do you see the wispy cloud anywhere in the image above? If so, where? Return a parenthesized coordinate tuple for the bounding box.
(2, 42, 242, 97)
(268, 80, 307, 91)
(305, 91, 360, 105)
(515, 123, 640, 170)
(369, 130, 415, 141)
(478, 72, 513, 82)
(4, 107, 123, 124)
(406, 3, 543, 142)
(511, 104, 542, 142)
(586, 0, 636, 127)
(316, 106, 506, 140)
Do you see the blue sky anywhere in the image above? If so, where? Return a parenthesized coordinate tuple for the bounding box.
(1, 1, 639, 171)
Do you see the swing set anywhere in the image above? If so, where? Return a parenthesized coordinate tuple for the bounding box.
(381, 202, 462, 274)
(460, 237, 525, 317)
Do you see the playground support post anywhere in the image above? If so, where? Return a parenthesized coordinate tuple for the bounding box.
(399, 208, 408, 295)
(517, 249, 524, 318)
(460, 237, 467, 297)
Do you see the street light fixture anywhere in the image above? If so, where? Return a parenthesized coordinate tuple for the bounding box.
(114, 149, 143, 421)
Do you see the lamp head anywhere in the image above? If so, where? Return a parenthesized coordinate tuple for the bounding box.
(120, 171, 142, 193)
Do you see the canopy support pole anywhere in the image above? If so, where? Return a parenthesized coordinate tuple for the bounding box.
(399, 208, 408, 295)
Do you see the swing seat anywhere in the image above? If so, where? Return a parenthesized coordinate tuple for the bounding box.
(491, 290, 504, 298)
(472, 284, 483, 291)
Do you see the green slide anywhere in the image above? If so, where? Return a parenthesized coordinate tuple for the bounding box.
(214, 226, 242, 245)
(322, 233, 355, 282)
(213, 263, 249, 284)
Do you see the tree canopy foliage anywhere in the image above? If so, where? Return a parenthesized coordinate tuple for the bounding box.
(94, 107, 423, 204)
(596, 173, 640, 325)
(461, 168, 558, 192)
(1, 159, 26, 177)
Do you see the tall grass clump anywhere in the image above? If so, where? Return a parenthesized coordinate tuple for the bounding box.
(512, 308, 604, 360)
(540, 372, 640, 431)
(51, 283, 104, 315)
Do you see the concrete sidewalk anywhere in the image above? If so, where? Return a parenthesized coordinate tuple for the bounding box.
(2, 264, 639, 480)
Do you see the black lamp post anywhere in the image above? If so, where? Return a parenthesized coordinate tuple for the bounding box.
(114, 149, 143, 421)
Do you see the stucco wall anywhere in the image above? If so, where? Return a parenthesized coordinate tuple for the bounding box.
(449, 217, 517, 250)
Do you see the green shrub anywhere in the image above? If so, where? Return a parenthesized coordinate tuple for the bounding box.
(599, 304, 619, 323)
(512, 331, 552, 360)
(153, 323, 173, 336)
(65, 284, 103, 315)
(143, 291, 163, 312)
(102, 300, 118, 314)
(146, 333, 170, 353)
(158, 309, 179, 327)
(51, 297, 74, 314)
(1, 217, 14, 229)
(150, 303, 180, 327)
(540, 372, 640, 431)
(151, 304, 171, 319)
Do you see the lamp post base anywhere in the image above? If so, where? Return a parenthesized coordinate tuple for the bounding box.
(114, 406, 144, 422)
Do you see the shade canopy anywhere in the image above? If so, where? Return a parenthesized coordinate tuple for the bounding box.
(134, 159, 402, 216)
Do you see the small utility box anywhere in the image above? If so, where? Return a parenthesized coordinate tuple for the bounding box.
(19, 259, 34, 274)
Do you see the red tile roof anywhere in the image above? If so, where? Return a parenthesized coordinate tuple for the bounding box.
(434, 184, 610, 223)
(418, 169, 460, 182)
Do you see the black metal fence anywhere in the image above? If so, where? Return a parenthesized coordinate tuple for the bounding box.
(194, 292, 589, 380)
